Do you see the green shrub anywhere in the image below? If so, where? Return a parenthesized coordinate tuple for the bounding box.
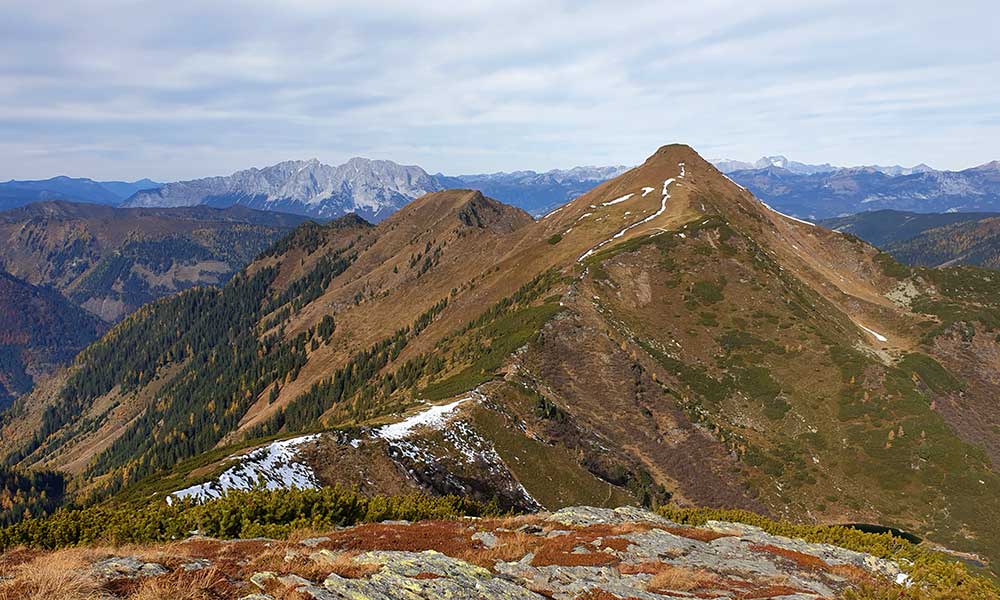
(873, 252, 911, 279)
(691, 278, 726, 304)
(0, 487, 500, 551)
(896, 353, 963, 395)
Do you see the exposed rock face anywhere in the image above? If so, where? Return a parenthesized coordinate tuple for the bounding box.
(124, 158, 446, 221)
(5, 506, 911, 599)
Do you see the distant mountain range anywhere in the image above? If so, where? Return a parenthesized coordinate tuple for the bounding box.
(711, 155, 839, 175)
(5, 161, 627, 222)
(123, 158, 440, 222)
(715, 158, 1000, 219)
(711, 155, 938, 177)
(6, 155, 1000, 223)
(0, 176, 160, 210)
(821, 209, 1000, 270)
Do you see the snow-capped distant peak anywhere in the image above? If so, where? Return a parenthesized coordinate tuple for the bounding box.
(758, 155, 789, 169)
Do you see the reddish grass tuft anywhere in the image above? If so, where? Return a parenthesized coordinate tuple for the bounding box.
(665, 527, 732, 543)
(646, 564, 718, 593)
(750, 544, 829, 570)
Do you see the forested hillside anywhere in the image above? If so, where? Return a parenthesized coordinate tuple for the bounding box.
(0, 201, 308, 322)
(0, 271, 107, 409)
(822, 209, 1000, 269)
(0, 466, 64, 526)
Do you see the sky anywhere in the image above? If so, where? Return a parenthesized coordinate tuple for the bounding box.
(2, 0, 998, 181)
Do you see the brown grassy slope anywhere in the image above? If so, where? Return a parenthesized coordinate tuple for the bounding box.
(495, 146, 1000, 561)
(236, 189, 536, 432)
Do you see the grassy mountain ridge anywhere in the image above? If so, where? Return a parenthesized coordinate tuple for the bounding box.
(5, 145, 1000, 570)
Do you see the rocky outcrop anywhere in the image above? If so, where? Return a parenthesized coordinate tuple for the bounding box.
(7, 506, 911, 600)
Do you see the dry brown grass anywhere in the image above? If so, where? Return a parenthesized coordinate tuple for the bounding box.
(247, 544, 380, 582)
(646, 564, 718, 593)
(306, 551, 381, 580)
(127, 568, 231, 600)
(749, 544, 830, 571)
(457, 531, 538, 567)
(0, 548, 106, 600)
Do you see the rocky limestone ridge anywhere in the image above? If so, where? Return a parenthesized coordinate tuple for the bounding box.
(0, 506, 913, 599)
(123, 158, 445, 221)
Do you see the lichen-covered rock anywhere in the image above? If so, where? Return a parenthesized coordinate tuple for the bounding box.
(317, 550, 546, 599)
(495, 562, 668, 600)
(91, 556, 168, 579)
(300, 536, 332, 548)
(703, 520, 907, 581)
(250, 571, 279, 590)
(545, 505, 675, 527)
(472, 531, 499, 548)
(181, 558, 213, 571)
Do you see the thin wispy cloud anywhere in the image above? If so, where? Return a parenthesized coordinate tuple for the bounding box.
(1, 0, 997, 180)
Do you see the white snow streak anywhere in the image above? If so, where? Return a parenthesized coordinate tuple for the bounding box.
(760, 200, 816, 227)
(601, 193, 634, 207)
(858, 324, 888, 342)
(542, 206, 564, 219)
(375, 397, 469, 440)
(722, 173, 748, 191)
(641, 187, 655, 197)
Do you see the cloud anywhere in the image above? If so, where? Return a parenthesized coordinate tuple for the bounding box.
(0, 0, 997, 180)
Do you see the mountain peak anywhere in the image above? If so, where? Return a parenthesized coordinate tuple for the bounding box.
(644, 143, 704, 169)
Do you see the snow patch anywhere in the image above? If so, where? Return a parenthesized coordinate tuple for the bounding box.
(169, 434, 321, 505)
(641, 187, 655, 197)
(375, 397, 470, 441)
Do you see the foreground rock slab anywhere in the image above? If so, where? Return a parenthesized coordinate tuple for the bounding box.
(2, 506, 913, 600)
